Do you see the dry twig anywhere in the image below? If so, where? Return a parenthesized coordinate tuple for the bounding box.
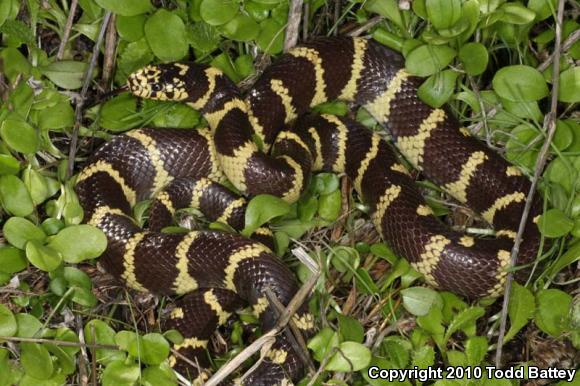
(494, 0, 566, 367)
(284, 0, 304, 52)
(56, 0, 79, 60)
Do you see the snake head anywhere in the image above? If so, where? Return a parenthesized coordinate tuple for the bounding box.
(127, 63, 191, 101)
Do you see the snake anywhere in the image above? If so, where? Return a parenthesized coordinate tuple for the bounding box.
(75, 36, 542, 385)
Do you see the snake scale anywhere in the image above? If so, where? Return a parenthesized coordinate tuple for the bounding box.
(75, 36, 542, 385)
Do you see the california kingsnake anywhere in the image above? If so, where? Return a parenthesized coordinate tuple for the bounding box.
(75, 36, 542, 384)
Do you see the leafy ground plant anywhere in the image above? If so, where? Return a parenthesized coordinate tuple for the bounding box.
(0, 0, 578, 385)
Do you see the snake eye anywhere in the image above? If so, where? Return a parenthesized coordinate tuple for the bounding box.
(151, 83, 162, 92)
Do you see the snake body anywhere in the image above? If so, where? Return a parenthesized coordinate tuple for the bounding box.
(76, 37, 541, 384)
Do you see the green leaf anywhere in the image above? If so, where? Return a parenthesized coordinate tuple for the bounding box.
(337, 314, 365, 343)
(382, 336, 411, 368)
(318, 190, 342, 221)
(116, 15, 146, 42)
(492, 65, 549, 102)
(189, 22, 221, 53)
(307, 327, 339, 362)
(412, 345, 435, 368)
(0, 0, 11, 27)
(256, 19, 285, 54)
(141, 364, 177, 386)
(537, 208, 574, 238)
(558, 67, 579, 103)
(417, 69, 458, 107)
(405, 44, 457, 76)
(426, 0, 462, 30)
(0, 117, 39, 154)
(326, 342, 371, 371)
(458, 42, 489, 76)
(497, 2, 536, 24)
(40, 61, 88, 90)
(128, 333, 170, 365)
(21, 343, 54, 380)
(200, 0, 239, 25)
(444, 306, 485, 342)
(313, 173, 340, 195)
(47, 225, 107, 263)
(242, 194, 291, 236)
(221, 13, 259, 41)
(465, 336, 488, 365)
(401, 287, 442, 316)
(15, 313, 42, 338)
(144, 10, 188, 62)
(0, 154, 20, 175)
(3, 217, 47, 249)
(94, 0, 152, 16)
(0, 304, 17, 337)
(528, 0, 557, 20)
(0, 247, 27, 274)
(99, 93, 141, 131)
(84, 320, 125, 365)
(25, 240, 62, 272)
(504, 282, 535, 342)
(0, 175, 34, 216)
(535, 289, 572, 337)
(102, 360, 140, 386)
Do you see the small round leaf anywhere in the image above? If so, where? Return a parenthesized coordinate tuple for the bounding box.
(492, 65, 549, 102)
(47, 225, 107, 263)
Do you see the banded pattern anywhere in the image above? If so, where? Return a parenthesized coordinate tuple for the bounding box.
(77, 36, 542, 385)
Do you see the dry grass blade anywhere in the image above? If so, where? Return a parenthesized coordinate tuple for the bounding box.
(284, 0, 304, 51)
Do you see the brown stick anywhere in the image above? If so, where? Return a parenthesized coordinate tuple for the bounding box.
(284, 0, 304, 52)
(101, 14, 117, 88)
(494, 0, 566, 367)
(66, 11, 112, 179)
(57, 0, 79, 60)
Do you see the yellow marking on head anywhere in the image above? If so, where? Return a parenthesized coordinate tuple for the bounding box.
(390, 163, 410, 175)
(276, 131, 310, 155)
(482, 192, 525, 223)
(364, 69, 409, 124)
(204, 289, 231, 325)
(252, 296, 269, 317)
(292, 313, 315, 330)
(155, 191, 175, 214)
(416, 205, 434, 216)
(122, 232, 147, 292)
(444, 151, 488, 203)
(168, 355, 177, 368)
(288, 47, 327, 107)
(487, 249, 511, 297)
(204, 98, 248, 130)
(170, 307, 184, 319)
(496, 229, 517, 239)
(339, 38, 368, 100)
(87, 205, 130, 227)
(224, 244, 271, 291)
(372, 185, 402, 233)
(354, 134, 381, 192)
(189, 178, 213, 209)
(396, 108, 446, 169)
(270, 79, 297, 122)
(506, 166, 522, 177)
(218, 141, 257, 193)
(197, 127, 225, 181)
(459, 127, 471, 137)
(188, 67, 223, 110)
(173, 232, 200, 295)
(217, 197, 246, 224)
(308, 127, 324, 170)
(280, 155, 304, 203)
(174, 337, 208, 351)
(322, 115, 348, 173)
(175, 63, 189, 76)
(77, 160, 137, 206)
(126, 130, 174, 194)
(459, 236, 475, 247)
(267, 348, 288, 365)
(412, 234, 451, 286)
(127, 65, 160, 98)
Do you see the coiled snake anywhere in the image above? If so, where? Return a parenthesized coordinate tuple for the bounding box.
(75, 37, 542, 385)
